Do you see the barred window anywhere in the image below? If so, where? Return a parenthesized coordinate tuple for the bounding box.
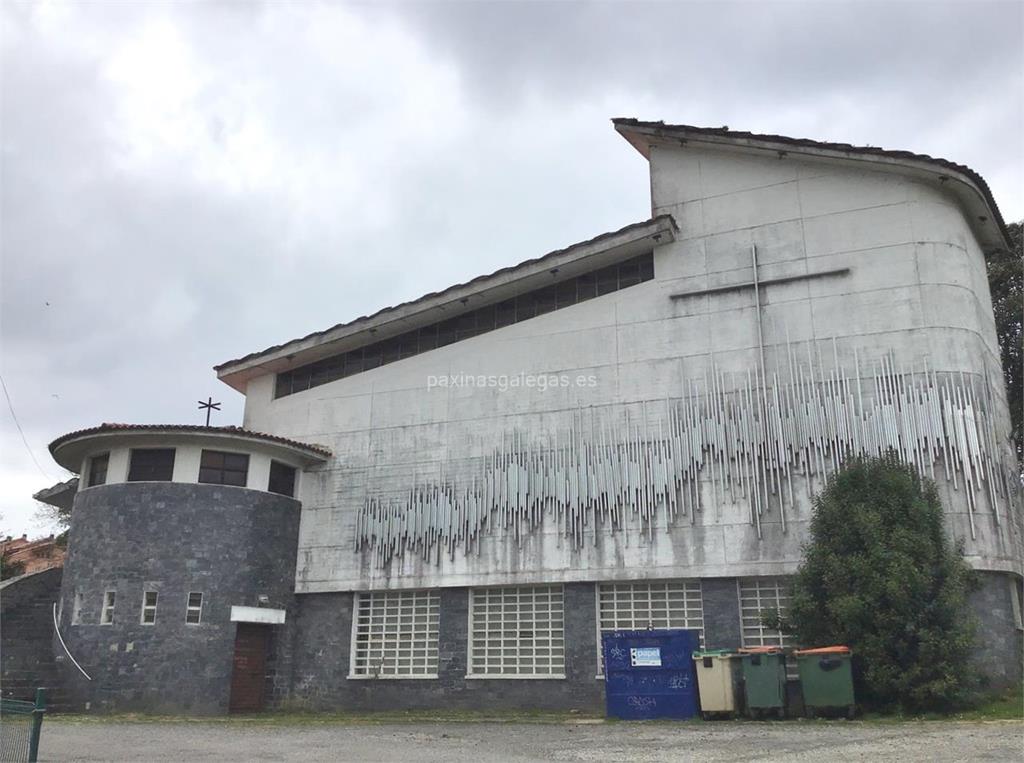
(737, 577, 795, 649)
(596, 580, 704, 673)
(469, 585, 565, 678)
(351, 590, 440, 678)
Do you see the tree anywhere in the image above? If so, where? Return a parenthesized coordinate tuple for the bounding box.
(985, 222, 1022, 463)
(768, 455, 977, 712)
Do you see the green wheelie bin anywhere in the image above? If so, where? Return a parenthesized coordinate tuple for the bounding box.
(795, 646, 855, 718)
(738, 647, 787, 719)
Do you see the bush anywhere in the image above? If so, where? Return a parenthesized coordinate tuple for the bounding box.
(771, 454, 978, 712)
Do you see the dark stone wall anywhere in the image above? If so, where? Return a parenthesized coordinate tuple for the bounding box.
(1, 567, 69, 709)
(968, 570, 1023, 692)
(701, 578, 742, 650)
(55, 482, 300, 715)
(280, 583, 605, 712)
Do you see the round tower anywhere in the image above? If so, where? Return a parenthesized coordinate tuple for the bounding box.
(48, 424, 329, 714)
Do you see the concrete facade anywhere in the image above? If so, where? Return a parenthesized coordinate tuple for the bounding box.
(229, 136, 1020, 595)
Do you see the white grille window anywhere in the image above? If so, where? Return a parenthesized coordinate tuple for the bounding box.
(185, 592, 203, 625)
(469, 585, 565, 678)
(351, 590, 440, 678)
(596, 580, 704, 673)
(739, 577, 798, 677)
(100, 591, 116, 625)
(141, 591, 158, 625)
(737, 577, 795, 649)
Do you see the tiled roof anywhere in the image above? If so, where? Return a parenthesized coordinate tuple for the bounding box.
(613, 118, 1010, 246)
(48, 423, 331, 459)
(214, 215, 677, 371)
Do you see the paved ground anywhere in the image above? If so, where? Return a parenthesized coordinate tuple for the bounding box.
(34, 719, 1023, 762)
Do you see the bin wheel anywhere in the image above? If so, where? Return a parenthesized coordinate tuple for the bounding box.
(807, 706, 816, 719)
(701, 712, 710, 721)
(776, 707, 785, 720)
(846, 705, 856, 720)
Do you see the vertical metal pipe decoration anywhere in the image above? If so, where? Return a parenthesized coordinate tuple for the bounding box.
(356, 342, 1017, 566)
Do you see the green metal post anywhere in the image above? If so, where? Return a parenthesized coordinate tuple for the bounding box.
(28, 688, 45, 763)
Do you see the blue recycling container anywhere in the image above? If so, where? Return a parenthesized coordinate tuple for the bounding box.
(602, 629, 700, 720)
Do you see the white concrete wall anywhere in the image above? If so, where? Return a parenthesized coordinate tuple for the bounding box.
(241, 145, 1022, 593)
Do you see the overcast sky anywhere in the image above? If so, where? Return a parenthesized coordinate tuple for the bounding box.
(2, 0, 1021, 536)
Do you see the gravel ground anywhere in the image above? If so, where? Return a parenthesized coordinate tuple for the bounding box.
(33, 719, 1023, 762)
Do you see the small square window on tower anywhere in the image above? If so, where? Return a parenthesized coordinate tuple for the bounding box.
(186, 592, 204, 625)
(141, 591, 159, 625)
(100, 591, 116, 625)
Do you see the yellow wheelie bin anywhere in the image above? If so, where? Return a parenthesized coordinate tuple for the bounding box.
(692, 649, 742, 719)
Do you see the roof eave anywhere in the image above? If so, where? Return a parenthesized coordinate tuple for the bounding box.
(214, 215, 678, 391)
(613, 119, 1010, 252)
(48, 425, 331, 472)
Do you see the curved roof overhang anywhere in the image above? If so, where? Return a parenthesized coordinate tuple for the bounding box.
(49, 424, 331, 473)
(613, 118, 1011, 254)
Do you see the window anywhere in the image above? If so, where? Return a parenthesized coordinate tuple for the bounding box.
(737, 577, 795, 649)
(596, 580, 704, 673)
(87, 453, 109, 487)
(738, 577, 798, 678)
(198, 450, 249, 487)
(71, 591, 83, 625)
(185, 592, 204, 625)
(100, 591, 116, 625)
(127, 449, 175, 482)
(351, 590, 440, 678)
(275, 252, 656, 397)
(141, 591, 158, 625)
(469, 585, 564, 677)
(268, 461, 297, 497)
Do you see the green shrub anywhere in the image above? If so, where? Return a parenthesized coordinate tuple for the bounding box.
(770, 454, 978, 712)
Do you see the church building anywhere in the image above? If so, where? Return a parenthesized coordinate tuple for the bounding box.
(35, 120, 1023, 714)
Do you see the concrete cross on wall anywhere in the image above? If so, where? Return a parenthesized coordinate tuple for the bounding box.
(669, 245, 851, 380)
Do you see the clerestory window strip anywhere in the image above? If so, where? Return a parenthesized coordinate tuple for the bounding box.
(275, 252, 655, 398)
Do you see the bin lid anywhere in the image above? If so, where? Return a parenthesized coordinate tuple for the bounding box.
(793, 645, 851, 656)
(737, 646, 783, 654)
(692, 649, 733, 658)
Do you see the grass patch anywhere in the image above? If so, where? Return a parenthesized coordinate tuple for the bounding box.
(48, 708, 606, 726)
(858, 688, 1023, 723)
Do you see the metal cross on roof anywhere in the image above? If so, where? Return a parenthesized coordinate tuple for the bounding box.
(198, 397, 221, 426)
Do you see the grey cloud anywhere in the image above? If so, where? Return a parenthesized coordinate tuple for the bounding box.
(1, 0, 1020, 534)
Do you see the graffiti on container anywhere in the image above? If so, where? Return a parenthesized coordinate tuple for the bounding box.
(669, 674, 691, 690)
(627, 696, 657, 711)
(609, 646, 626, 660)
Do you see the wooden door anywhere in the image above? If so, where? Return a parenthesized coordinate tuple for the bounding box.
(229, 623, 268, 713)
